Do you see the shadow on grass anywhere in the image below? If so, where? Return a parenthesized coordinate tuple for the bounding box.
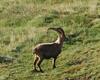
(65, 31, 83, 45)
(0, 56, 14, 64)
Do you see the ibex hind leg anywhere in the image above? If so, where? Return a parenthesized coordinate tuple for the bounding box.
(37, 57, 44, 73)
(33, 55, 39, 72)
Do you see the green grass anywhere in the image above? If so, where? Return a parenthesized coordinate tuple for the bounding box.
(0, 0, 100, 80)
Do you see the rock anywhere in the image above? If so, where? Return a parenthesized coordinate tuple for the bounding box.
(0, 56, 14, 63)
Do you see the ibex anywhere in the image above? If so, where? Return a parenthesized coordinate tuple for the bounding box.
(32, 27, 67, 72)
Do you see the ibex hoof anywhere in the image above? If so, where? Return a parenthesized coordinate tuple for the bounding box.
(32, 69, 39, 72)
(40, 70, 44, 73)
(53, 66, 56, 69)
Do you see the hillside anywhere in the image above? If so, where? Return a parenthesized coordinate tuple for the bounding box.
(0, 0, 100, 80)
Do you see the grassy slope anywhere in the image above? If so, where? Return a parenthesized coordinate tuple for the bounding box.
(0, 0, 100, 80)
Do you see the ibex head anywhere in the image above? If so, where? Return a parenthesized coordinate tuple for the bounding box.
(48, 27, 68, 41)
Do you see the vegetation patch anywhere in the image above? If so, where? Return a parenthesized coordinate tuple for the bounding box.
(0, 0, 100, 80)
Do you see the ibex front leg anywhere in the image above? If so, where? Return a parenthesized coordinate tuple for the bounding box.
(53, 57, 57, 69)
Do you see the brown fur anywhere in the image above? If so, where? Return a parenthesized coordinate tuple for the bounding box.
(33, 27, 67, 72)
